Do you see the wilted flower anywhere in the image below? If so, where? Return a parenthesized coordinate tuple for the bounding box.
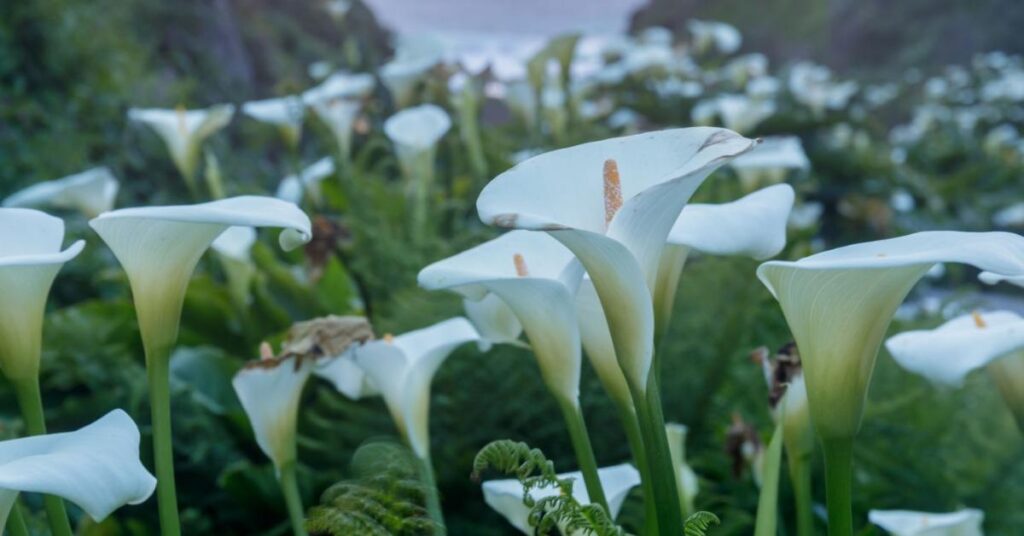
(0, 410, 156, 528)
(3, 167, 119, 217)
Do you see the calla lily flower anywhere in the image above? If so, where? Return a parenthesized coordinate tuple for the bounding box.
(352, 317, 478, 460)
(885, 311, 1024, 387)
(303, 72, 375, 159)
(0, 209, 85, 381)
(730, 136, 810, 191)
(758, 231, 1024, 441)
(212, 226, 258, 306)
(868, 509, 984, 536)
(384, 104, 452, 183)
(275, 157, 337, 205)
(665, 423, 699, 516)
(715, 94, 776, 135)
(482, 463, 640, 535)
(380, 34, 444, 108)
(477, 128, 756, 393)
(3, 167, 119, 217)
(242, 96, 306, 148)
(463, 293, 524, 351)
(90, 196, 312, 353)
(0, 409, 156, 528)
(788, 62, 858, 117)
(419, 231, 581, 404)
(233, 353, 315, 472)
(314, 353, 380, 400)
(128, 104, 235, 184)
(687, 19, 742, 55)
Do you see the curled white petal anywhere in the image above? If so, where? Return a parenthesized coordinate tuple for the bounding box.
(3, 167, 119, 217)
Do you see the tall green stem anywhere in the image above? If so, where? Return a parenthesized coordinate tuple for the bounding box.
(629, 374, 683, 535)
(146, 349, 182, 536)
(618, 406, 658, 536)
(558, 400, 610, 513)
(788, 449, 815, 536)
(12, 378, 73, 536)
(415, 454, 446, 534)
(278, 462, 309, 536)
(754, 425, 784, 536)
(6, 499, 31, 536)
(821, 438, 854, 536)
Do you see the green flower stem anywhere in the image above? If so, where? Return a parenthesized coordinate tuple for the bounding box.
(12, 377, 73, 536)
(146, 348, 182, 536)
(821, 437, 854, 536)
(629, 373, 683, 536)
(278, 462, 309, 536)
(6, 499, 31, 536)
(754, 424, 783, 536)
(415, 454, 446, 534)
(788, 448, 815, 536)
(557, 399, 610, 514)
(618, 405, 658, 536)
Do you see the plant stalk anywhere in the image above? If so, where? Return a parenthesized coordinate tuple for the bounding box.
(146, 349, 182, 536)
(558, 400, 610, 513)
(821, 437, 854, 536)
(278, 462, 309, 536)
(788, 448, 815, 536)
(629, 374, 684, 535)
(12, 377, 73, 536)
(415, 454, 447, 534)
(6, 499, 30, 536)
(617, 405, 658, 536)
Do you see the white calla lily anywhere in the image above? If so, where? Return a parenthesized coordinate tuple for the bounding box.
(0, 209, 85, 380)
(0, 410, 156, 528)
(380, 34, 444, 108)
(868, 509, 984, 536)
(419, 231, 581, 402)
(384, 104, 452, 180)
(275, 157, 337, 205)
(478, 128, 755, 392)
(242, 96, 306, 148)
(352, 317, 478, 459)
(757, 231, 1024, 440)
(212, 226, 258, 306)
(303, 72, 375, 158)
(314, 352, 380, 400)
(302, 71, 375, 103)
(788, 62, 858, 117)
(482, 463, 640, 535)
(3, 167, 119, 217)
(463, 293, 524, 351)
(730, 136, 810, 191)
(687, 19, 742, 55)
(233, 354, 315, 471)
(715, 94, 776, 134)
(90, 196, 312, 352)
(128, 104, 235, 184)
(665, 423, 699, 516)
(885, 311, 1024, 387)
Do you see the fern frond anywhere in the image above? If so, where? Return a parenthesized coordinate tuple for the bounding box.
(684, 511, 721, 536)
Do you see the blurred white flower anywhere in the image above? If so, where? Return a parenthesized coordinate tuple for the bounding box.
(384, 104, 451, 196)
(868, 508, 983, 536)
(275, 157, 337, 205)
(687, 19, 742, 55)
(730, 136, 809, 189)
(242, 96, 306, 148)
(712, 94, 776, 134)
(211, 226, 258, 306)
(993, 202, 1024, 227)
(889, 189, 916, 213)
(665, 423, 699, 515)
(128, 104, 235, 183)
(787, 201, 823, 231)
(0, 410, 156, 528)
(381, 34, 444, 108)
(788, 62, 858, 116)
(3, 167, 119, 217)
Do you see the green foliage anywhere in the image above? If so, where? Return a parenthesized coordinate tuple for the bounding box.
(472, 440, 626, 536)
(684, 511, 722, 536)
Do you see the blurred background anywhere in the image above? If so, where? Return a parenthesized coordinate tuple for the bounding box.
(2, 0, 1024, 534)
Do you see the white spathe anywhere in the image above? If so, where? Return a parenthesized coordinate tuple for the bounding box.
(482, 463, 640, 534)
(89, 196, 312, 352)
(478, 128, 755, 391)
(384, 104, 452, 182)
(418, 231, 582, 402)
(211, 226, 258, 306)
(0, 209, 85, 379)
(352, 318, 479, 459)
(275, 157, 337, 205)
(463, 293, 524, 351)
(303, 72, 375, 158)
(380, 34, 444, 108)
(687, 19, 742, 55)
(128, 104, 235, 180)
(885, 311, 1024, 387)
(788, 62, 858, 117)
(868, 509, 984, 536)
(757, 231, 1024, 439)
(233, 355, 315, 471)
(303, 71, 375, 103)
(730, 136, 810, 189)
(0, 410, 156, 528)
(3, 167, 119, 217)
(242, 96, 306, 146)
(314, 352, 380, 400)
(715, 94, 776, 135)
(665, 423, 699, 515)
